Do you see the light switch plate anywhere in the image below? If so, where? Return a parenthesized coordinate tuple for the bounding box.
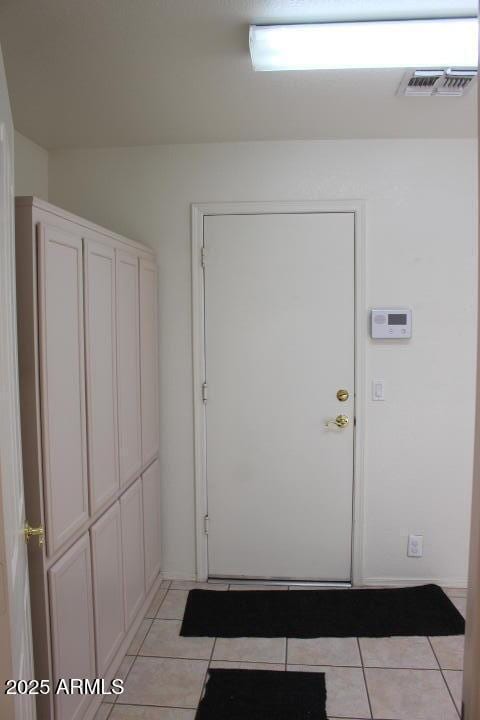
(372, 380, 385, 401)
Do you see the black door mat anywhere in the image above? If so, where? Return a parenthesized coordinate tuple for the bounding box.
(181, 584, 465, 638)
(195, 668, 327, 720)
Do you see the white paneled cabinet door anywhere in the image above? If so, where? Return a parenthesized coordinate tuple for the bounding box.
(49, 535, 96, 720)
(84, 238, 120, 512)
(38, 222, 89, 554)
(120, 478, 145, 626)
(116, 251, 142, 485)
(140, 258, 159, 465)
(142, 459, 161, 590)
(91, 502, 125, 674)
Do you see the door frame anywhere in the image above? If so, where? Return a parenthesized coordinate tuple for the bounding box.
(0, 123, 36, 717)
(462, 56, 480, 717)
(191, 200, 366, 584)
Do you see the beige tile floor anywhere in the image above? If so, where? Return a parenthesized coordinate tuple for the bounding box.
(96, 581, 467, 720)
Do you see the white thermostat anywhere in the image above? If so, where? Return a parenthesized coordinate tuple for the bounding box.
(371, 308, 412, 339)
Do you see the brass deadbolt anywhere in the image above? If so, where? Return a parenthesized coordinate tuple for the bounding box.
(336, 389, 349, 402)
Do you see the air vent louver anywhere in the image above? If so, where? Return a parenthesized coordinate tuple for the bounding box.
(436, 70, 476, 96)
(397, 69, 477, 97)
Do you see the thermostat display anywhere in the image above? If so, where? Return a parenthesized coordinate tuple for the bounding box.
(388, 313, 407, 325)
(371, 308, 412, 339)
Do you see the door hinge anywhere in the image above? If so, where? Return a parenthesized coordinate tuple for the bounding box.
(202, 382, 208, 402)
(204, 515, 209, 535)
(201, 246, 206, 268)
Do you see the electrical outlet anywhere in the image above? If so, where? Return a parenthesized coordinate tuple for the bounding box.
(407, 534, 423, 558)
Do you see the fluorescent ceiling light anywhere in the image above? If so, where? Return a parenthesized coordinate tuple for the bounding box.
(249, 18, 478, 71)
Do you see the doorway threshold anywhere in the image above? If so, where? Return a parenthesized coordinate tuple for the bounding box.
(208, 577, 352, 588)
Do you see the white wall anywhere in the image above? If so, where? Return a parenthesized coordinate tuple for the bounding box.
(14, 130, 48, 199)
(48, 138, 477, 585)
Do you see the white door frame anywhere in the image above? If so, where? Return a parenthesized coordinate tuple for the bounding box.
(191, 200, 366, 584)
(0, 123, 36, 717)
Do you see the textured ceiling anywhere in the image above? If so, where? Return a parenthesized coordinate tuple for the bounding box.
(0, 0, 476, 149)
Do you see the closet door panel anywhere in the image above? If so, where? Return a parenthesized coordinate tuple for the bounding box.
(85, 238, 119, 513)
(116, 251, 142, 485)
(91, 502, 125, 674)
(38, 222, 88, 554)
(49, 534, 95, 720)
(120, 478, 145, 626)
(143, 459, 161, 590)
(140, 258, 159, 465)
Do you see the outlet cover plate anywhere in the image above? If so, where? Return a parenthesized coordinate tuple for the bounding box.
(407, 534, 424, 558)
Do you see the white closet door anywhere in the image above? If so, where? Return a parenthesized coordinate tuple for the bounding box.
(38, 222, 88, 554)
(49, 535, 95, 720)
(91, 502, 125, 673)
(84, 238, 119, 513)
(120, 478, 145, 626)
(142, 459, 161, 590)
(116, 250, 142, 485)
(140, 258, 159, 465)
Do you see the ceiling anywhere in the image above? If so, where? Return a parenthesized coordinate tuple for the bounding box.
(0, 0, 477, 149)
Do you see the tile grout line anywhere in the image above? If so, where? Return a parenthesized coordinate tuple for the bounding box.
(103, 580, 171, 719)
(142, 654, 285, 664)
(288, 661, 447, 671)
(117, 705, 215, 712)
(108, 617, 153, 711)
(112, 699, 371, 719)
(145, 580, 172, 620)
(112, 702, 372, 718)
(134, 618, 154, 658)
(102, 697, 114, 719)
(115, 705, 394, 720)
(115, 703, 197, 710)
(115, 651, 463, 673)
(201, 636, 218, 707)
(357, 638, 374, 720)
(126, 612, 155, 709)
(102, 629, 151, 718)
(427, 636, 461, 719)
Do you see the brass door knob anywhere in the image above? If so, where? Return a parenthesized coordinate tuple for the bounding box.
(336, 389, 349, 402)
(326, 414, 349, 429)
(24, 522, 45, 547)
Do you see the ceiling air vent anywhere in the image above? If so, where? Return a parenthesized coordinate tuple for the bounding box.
(436, 69, 477, 96)
(397, 69, 477, 97)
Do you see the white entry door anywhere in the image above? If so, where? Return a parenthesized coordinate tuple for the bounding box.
(204, 212, 355, 581)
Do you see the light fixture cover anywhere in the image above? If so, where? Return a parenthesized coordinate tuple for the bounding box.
(249, 18, 478, 71)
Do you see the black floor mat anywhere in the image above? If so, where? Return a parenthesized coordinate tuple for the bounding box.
(181, 584, 465, 638)
(195, 669, 327, 720)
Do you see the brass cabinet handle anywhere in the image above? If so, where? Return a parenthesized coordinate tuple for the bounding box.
(325, 414, 349, 429)
(24, 522, 45, 547)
